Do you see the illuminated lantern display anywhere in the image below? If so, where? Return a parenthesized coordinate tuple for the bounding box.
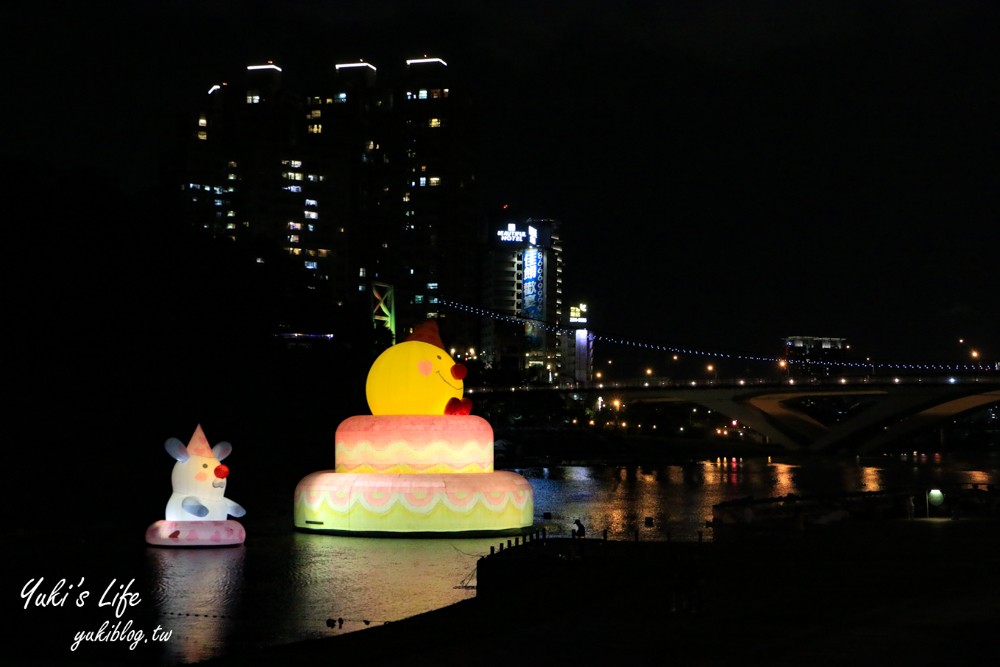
(295, 320, 534, 535)
(146, 424, 246, 547)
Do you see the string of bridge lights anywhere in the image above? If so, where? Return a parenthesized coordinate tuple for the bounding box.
(440, 300, 995, 373)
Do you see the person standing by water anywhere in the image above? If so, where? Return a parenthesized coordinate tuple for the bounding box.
(572, 519, 586, 538)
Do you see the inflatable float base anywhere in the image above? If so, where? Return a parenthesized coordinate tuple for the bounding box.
(145, 519, 246, 547)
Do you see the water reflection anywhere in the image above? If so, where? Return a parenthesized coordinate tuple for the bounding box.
(522, 456, 999, 543)
(133, 455, 997, 664)
(146, 546, 245, 665)
(283, 533, 488, 633)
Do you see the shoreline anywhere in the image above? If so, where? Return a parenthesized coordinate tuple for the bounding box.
(194, 515, 1000, 666)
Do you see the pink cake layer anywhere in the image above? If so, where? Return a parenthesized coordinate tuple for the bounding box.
(334, 414, 494, 474)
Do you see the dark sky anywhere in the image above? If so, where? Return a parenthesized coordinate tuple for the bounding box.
(5, 0, 998, 363)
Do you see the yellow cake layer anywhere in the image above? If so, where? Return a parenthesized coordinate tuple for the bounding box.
(294, 471, 534, 534)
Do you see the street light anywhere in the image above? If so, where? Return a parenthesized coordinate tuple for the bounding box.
(926, 488, 945, 517)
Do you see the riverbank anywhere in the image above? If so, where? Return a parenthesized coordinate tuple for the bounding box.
(195, 516, 1000, 666)
(494, 427, 788, 468)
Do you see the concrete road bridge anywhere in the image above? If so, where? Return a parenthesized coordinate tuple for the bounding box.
(475, 376, 999, 453)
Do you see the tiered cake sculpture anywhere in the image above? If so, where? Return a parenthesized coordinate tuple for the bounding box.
(294, 320, 534, 536)
(146, 424, 246, 547)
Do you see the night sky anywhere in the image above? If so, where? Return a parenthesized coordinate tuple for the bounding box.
(6, 0, 998, 367)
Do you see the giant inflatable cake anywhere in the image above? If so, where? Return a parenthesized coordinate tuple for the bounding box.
(294, 320, 534, 536)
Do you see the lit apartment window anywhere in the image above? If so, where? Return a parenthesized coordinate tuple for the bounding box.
(198, 115, 207, 127)
(429, 177, 441, 187)
(287, 247, 301, 255)
(307, 124, 322, 134)
(227, 161, 238, 168)
(304, 261, 318, 270)
(214, 199, 223, 206)
(307, 110, 321, 119)
(288, 222, 302, 230)
(305, 199, 318, 207)
(307, 174, 326, 182)
(418, 89, 428, 99)
(226, 210, 235, 217)
(336, 93, 347, 103)
(414, 295, 425, 304)
(307, 224, 315, 232)
(289, 235, 300, 243)
(285, 185, 302, 193)
(359, 268, 367, 277)
(304, 211, 318, 220)
(426, 282, 439, 290)
(285, 172, 303, 181)
(226, 223, 236, 230)
(227, 173, 237, 180)
(402, 192, 411, 202)
(317, 249, 330, 257)
(419, 177, 427, 186)
(247, 93, 260, 104)
(428, 118, 442, 128)
(197, 131, 207, 141)
(358, 284, 366, 291)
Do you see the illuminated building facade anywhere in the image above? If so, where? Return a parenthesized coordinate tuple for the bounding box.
(480, 218, 566, 383)
(781, 335, 849, 377)
(179, 57, 481, 346)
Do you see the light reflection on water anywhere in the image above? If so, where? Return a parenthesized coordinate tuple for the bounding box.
(146, 547, 245, 665)
(520, 457, 998, 542)
(145, 532, 495, 665)
(139, 456, 997, 665)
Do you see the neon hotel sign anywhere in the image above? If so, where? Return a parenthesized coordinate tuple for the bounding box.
(496, 223, 538, 245)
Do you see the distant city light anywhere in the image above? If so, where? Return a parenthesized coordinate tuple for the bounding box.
(406, 57, 448, 66)
(335, 61, 376, 71)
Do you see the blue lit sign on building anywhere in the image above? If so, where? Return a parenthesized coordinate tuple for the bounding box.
(522, 247, 544, 345)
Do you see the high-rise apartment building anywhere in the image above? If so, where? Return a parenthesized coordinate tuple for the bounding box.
(179, 57, 482, 348)
(480, 217, 566, 383)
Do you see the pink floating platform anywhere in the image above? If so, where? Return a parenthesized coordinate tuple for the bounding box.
(145, 519, 246, 547)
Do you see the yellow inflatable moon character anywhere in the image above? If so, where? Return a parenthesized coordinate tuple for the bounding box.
(366, 320, 472, 415)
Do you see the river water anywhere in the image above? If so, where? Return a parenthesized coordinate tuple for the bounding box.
(12, 452, 998, 666)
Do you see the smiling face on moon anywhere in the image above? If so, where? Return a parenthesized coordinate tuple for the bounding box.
(365, 339, 465, 415)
